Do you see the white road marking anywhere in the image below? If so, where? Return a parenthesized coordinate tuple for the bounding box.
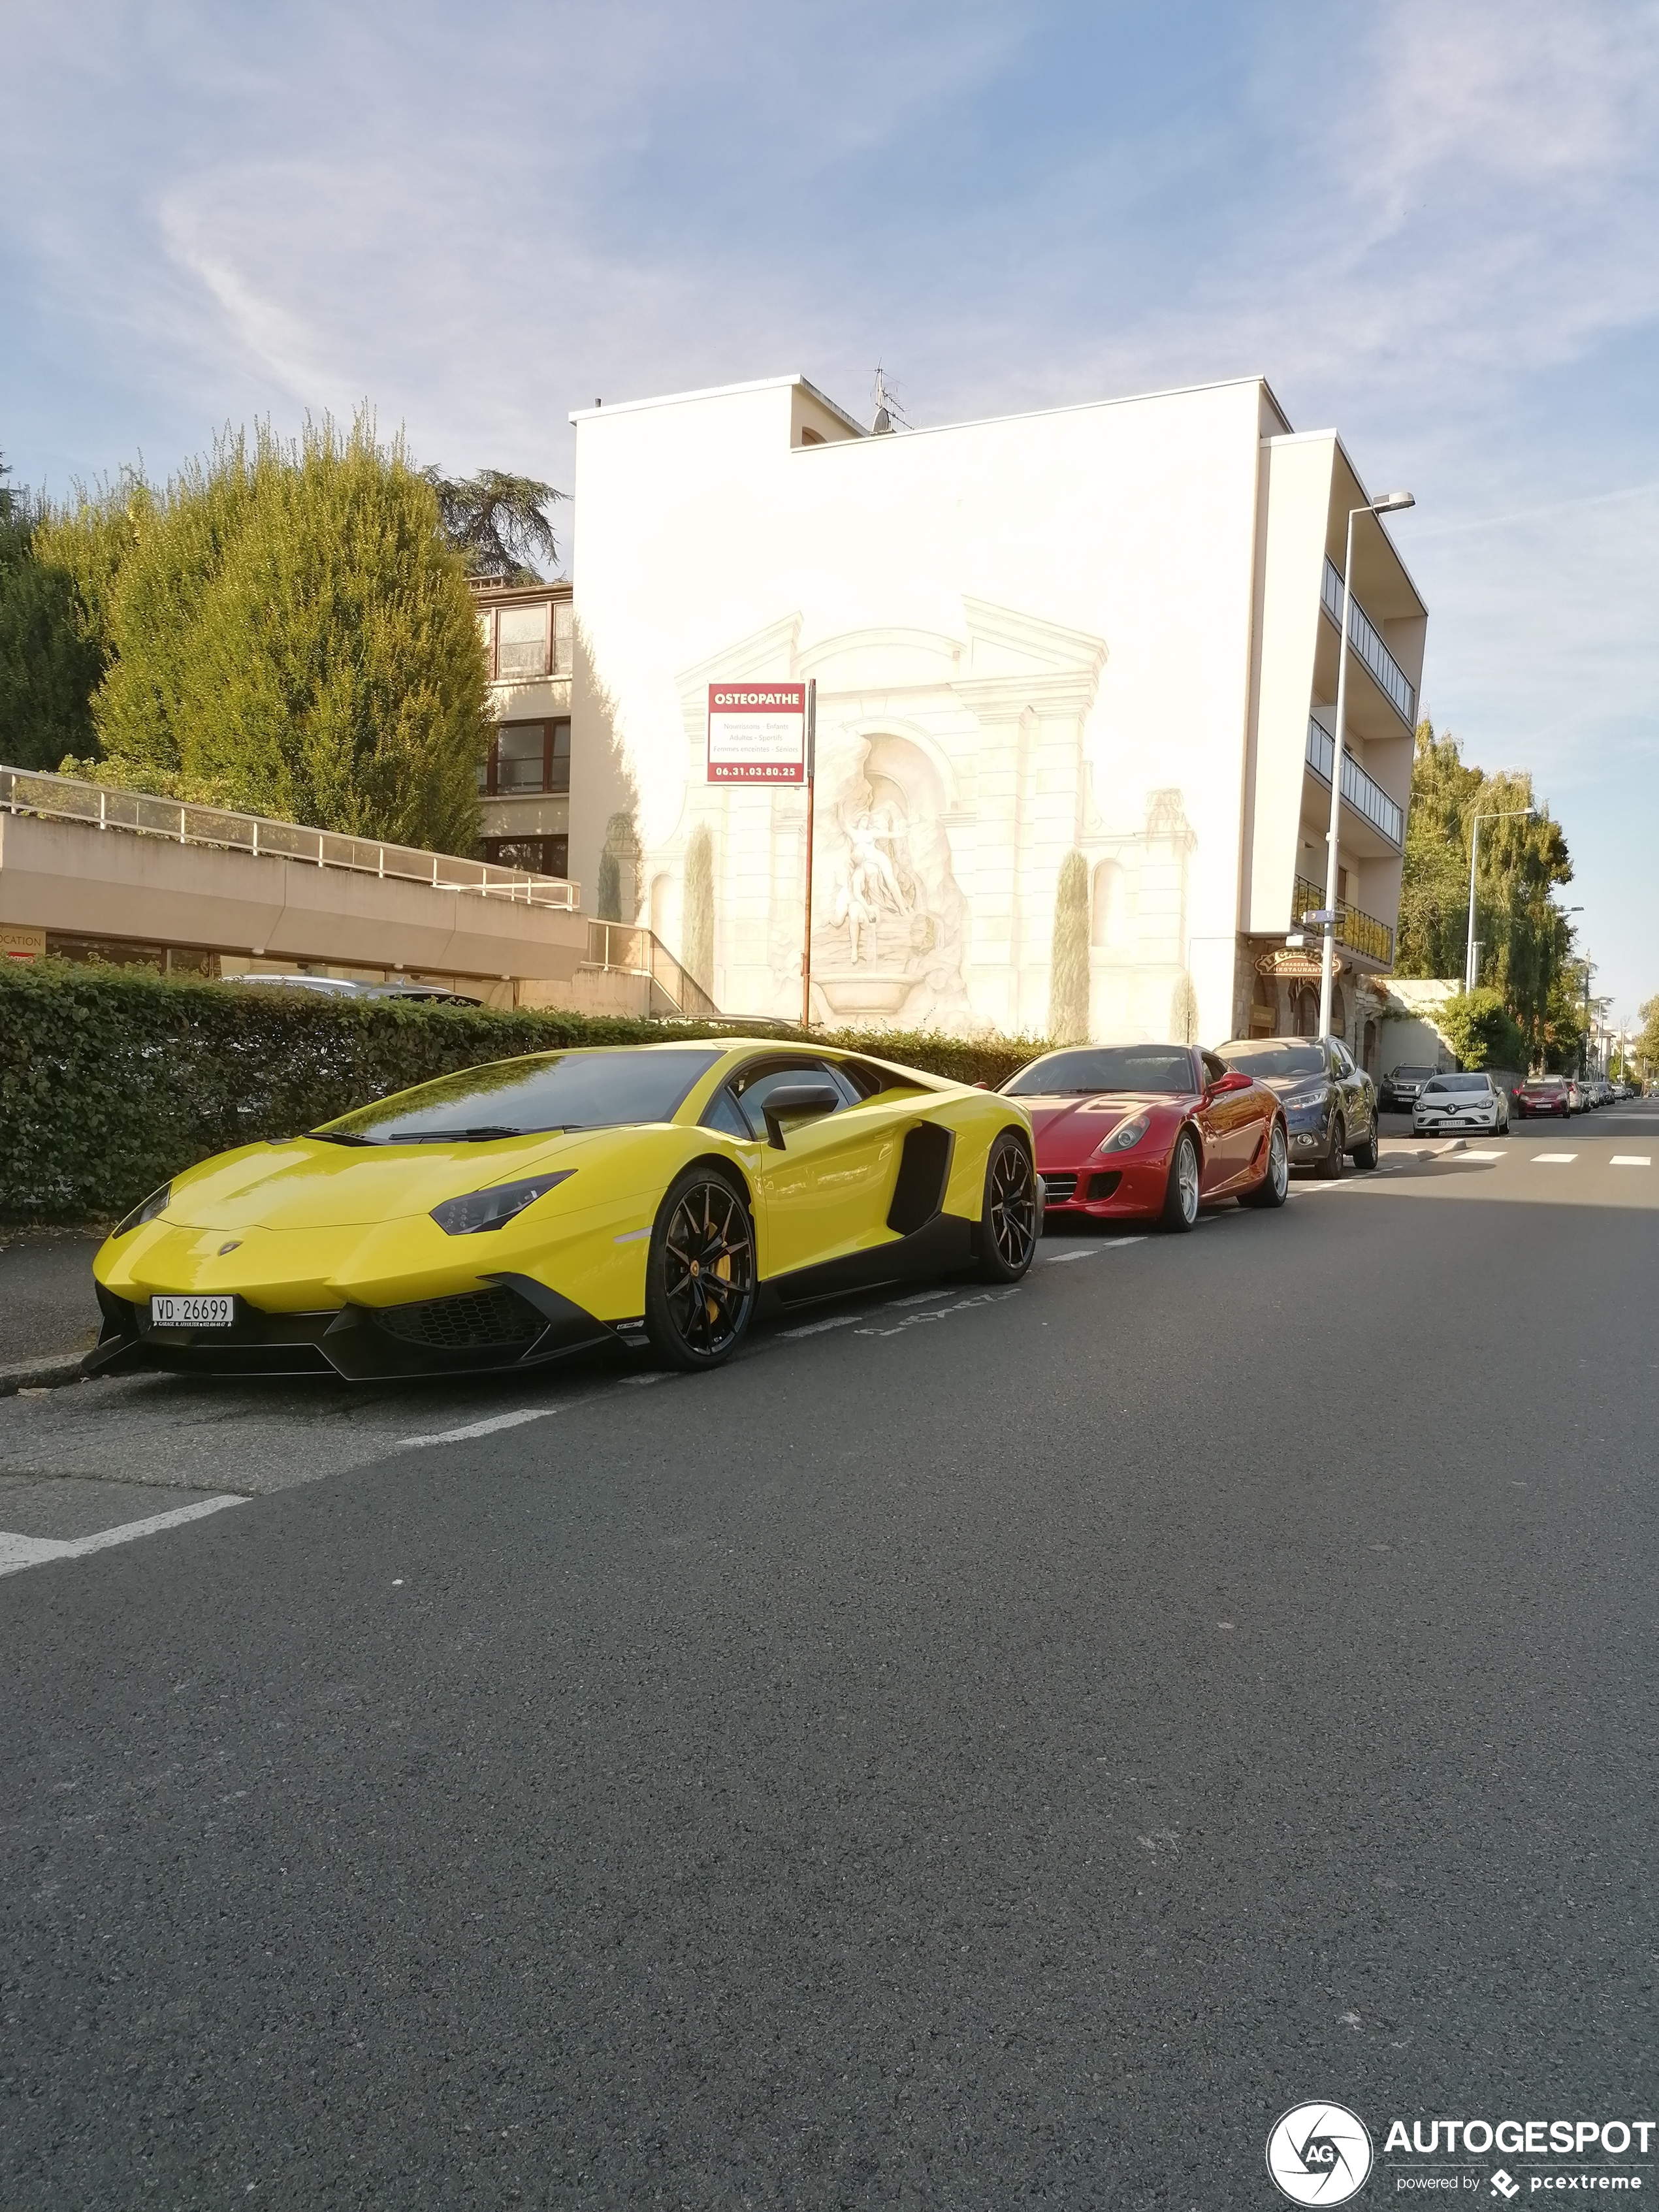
(1044, 1236, 1147, 1262)
(856, 1289, 1018, 1339)
(780, 1314, 865, 1338)
(1460, 1149, 1506, 1162)
(884, 1289, 955, 1307)
(1532, 1153, 1577, 1165)
(398, 1407, 556, 1450)
(0, 1494, 246, 1578)
(1611, 1155, 1651, 1167)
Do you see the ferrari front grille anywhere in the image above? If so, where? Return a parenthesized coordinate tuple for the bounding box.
(1043, 1173, 1078, 1204)
(375, 1285, 546, 1353)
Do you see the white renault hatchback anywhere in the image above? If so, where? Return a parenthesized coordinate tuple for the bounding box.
(1413, 1071, 1510, 1136)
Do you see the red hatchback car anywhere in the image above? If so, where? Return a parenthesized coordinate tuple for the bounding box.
(1515, 1075, 1571, 1119)
(1002, 1043, 1289, 1232)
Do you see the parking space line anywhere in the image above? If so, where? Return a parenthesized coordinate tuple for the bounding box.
(1044, 1237, 1147, 1263)
(1610, 1155, 1651, 1168)
(0, 1493, 246, 1579)
(1531, 1153, 1577, 1164)
(400, 1407, 557, 1450)
(780, 1314, 865, 1338)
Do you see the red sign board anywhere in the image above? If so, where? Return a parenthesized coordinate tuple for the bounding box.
(707, 684, 807, 784)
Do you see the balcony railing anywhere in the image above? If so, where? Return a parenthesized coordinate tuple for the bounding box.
(0, 765, 580, 910)
(1305, 718, 1404, 848)
(1321, 557, 1417, 726)
(585, 920, 720, 1019)
(1293, 871, 1394, 969)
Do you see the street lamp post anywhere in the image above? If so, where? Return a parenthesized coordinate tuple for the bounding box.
(1319, 490, 1415, 1041)
(1464, 805, 1537, 993)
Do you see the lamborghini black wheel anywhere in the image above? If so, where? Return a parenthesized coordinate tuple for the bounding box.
(977, 1132, 1038, 1282)
(645, 1169, 756, 1371)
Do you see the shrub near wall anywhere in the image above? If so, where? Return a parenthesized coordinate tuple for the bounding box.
(0, 963, 1047, 1221)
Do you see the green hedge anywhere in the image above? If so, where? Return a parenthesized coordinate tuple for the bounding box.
(0, 962, 1046, 1221)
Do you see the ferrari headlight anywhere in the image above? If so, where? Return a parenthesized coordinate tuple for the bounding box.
(114, 1183, 172, 1238)
(430, 1171, 573, 1236)
(1097, 1112, 1152, 1155)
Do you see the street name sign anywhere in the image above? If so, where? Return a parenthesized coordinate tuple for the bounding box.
(707, 684, 808, 784)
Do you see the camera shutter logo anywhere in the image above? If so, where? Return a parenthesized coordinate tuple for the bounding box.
(1266, 2102, 1374, 2205)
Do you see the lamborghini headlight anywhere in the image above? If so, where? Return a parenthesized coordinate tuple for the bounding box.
(1097, 1112, 1152, 1154)
(430, 1171, 574, 1236)
(114, 1183, 172, 1238)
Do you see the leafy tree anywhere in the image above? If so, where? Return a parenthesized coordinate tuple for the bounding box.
(683, 824, 714, 992)
(1437, 988, 1524, 1071)
(423, 468, 562, 581)
(1634, 995, 1659, 1082)
(0, 454, 104, 769)
(1048, 850, 1090, 1044)
(1396, 719, 1574, 1065)
(39, 416, 491, 852)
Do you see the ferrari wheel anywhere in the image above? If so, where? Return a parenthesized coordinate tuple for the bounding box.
(1242, 1118, 1289, 1209)
(977, 1133, 1037, 1281)
(645, 1169, 756, 1371)
(1160, 1129, 1200, 1232)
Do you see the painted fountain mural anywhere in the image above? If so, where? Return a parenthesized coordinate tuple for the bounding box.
(639, 598, 1198, 1041)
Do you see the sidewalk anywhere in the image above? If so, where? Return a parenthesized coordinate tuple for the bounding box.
(0, 1225, 106, 1385)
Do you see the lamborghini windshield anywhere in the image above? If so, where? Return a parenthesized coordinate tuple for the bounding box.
(1003, 1046, 1195, 1096)
(313, 1048, 724, 1144)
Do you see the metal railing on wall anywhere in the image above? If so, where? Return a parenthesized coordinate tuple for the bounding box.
(1305, 718, 1405, 848)
(0, 765, 581, 912)
(1321, 558, 1417, 726)
(585, 920, 720, 1019)
(1293, 871, 1394, 968)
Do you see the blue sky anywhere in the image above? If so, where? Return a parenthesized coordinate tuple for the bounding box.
(5, 1, 1656, 1020)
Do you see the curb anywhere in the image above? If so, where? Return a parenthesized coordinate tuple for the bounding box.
(0, 1352, 91, 1398)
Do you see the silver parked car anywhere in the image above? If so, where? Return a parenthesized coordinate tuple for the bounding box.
(1413, 1071, 1511, 1137)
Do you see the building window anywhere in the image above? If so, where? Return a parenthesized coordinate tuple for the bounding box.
(496, 603, 550, 679)
(553, 598, 572, 672)
(479, 719, 572, 795)
(483, 835, 568, 880)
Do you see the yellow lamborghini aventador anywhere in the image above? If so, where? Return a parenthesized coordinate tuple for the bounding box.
(90, 1040, 1040, 1379)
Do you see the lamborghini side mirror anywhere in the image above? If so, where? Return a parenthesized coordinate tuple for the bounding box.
(761, 1083, 842, 1149)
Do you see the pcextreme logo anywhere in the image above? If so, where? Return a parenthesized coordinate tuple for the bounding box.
(1266, 2102, 1375, 2204)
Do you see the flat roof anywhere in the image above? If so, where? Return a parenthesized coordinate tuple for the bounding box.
(570, 369, 1294, 445)
(569, 374, 867, 438)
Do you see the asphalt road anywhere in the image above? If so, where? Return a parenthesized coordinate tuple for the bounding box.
(3, 1111, 1656, 2207)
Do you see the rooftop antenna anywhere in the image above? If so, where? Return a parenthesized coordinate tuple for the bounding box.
(871, 364, 907, 435)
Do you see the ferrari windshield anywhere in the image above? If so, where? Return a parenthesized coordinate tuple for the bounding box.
(1213, 1040, 1325, 1079)
(314, 1048, 723, 1143)
(1003, 1046, 1195, 1096)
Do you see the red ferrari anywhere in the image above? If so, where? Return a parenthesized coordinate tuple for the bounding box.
(1001, 1043, 1289, 1231)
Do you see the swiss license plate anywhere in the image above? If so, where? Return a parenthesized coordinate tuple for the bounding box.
(150, 1294, 235, 1330)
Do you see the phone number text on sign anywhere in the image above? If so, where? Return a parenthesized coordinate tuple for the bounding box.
(707, 684, 807, 784)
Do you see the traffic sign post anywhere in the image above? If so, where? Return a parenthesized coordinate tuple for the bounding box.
(704, 679, 817, 1025)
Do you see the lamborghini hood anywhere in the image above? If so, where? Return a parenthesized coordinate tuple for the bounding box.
(161, 1129, 599, 1232)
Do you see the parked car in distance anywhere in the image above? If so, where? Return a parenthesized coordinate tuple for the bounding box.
(1211, 1034, 1378, 1178)
(1002, 1042, 1287, 1232)
(1379, 1063, 1438, 1112)
(1413, 1071, 1510, 1136)
(1516, 1075, 1571, 1119)
(222, 973, 481, 1004)
(1565, 1076, 1588, 1112)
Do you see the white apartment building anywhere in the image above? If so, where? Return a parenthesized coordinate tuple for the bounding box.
(566, 372, 1426, 1063)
